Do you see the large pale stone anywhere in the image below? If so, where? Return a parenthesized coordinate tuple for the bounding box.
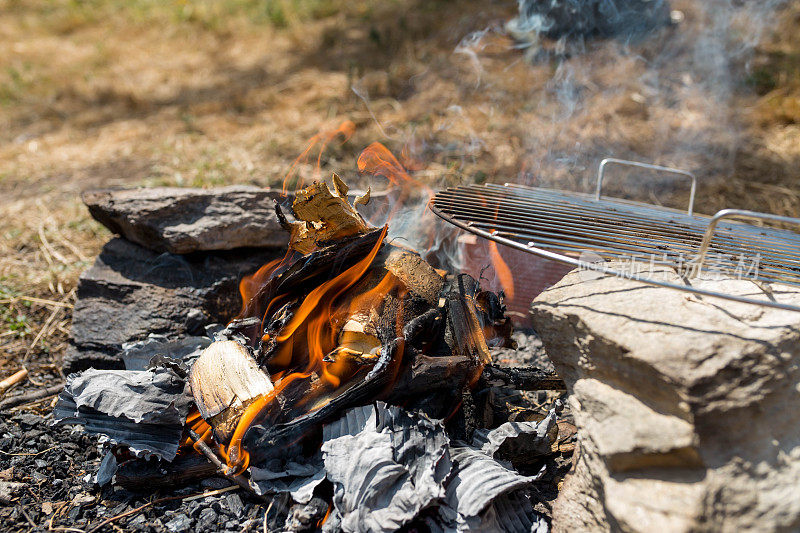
(530, 266, 800, 532)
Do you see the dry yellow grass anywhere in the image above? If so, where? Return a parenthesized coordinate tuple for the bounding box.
(1, 0, 799, 382)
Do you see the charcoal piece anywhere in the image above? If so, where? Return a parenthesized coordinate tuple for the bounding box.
(249, 453, 326, 504)
(197, 508, 218, 529)
(321, 402, 451, 533)
(472, 408, 557, 466)
(83, 186, 286, 254)
(388, 354, 477, 402)
(53, 367, 190, 460)
(224, 493, 244, 516)
(402, 308, 443, 345)
(115, 454, 217, 491)
(65, 237, 283, 372)
(165, 513, 192, 532)
(439, 445, 540, 529)
(489, 331, 554, 372)
(262, 493, 293, 531)
(121, 335, 211, 372)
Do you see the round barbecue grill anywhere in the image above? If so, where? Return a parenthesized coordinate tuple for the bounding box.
(430, 158, 800, 312)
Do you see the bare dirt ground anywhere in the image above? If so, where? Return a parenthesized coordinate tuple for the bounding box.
(1, 0, 800, 395)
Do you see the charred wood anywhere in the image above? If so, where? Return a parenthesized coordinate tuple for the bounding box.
(244, 364, 396, 465)
(477, 365, 565, 391)
(115, 455, 218, 492)
(387, 355, 477, 401)
(0, 383, 65, 411)
(240, 229, 385, 320)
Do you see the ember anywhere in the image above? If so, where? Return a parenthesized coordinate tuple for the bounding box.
(52, 139, 569, 532)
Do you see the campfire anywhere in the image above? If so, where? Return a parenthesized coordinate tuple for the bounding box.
(52, 140, 569, 532)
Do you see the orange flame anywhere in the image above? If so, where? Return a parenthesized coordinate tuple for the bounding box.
(357, 141, 427, 192)
(237, 246, 298, 321)
(239, 258, 282, 311)
(274, 227, 386, 346)
(357, 141, 434, 229)
(180, 408, 213, 450)
(473, 197, 515, 303)
(344, 269, 399, 317)
(282, 120, 356, 195)
(399, 143, 425, 172)
(488, 240, 515, 301)
(318, 504, 333, 528)
(222, 226, 389, 471)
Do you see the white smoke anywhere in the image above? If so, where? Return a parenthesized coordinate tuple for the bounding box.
(350, 0, 789, 285)
(454, 0, 788, 198)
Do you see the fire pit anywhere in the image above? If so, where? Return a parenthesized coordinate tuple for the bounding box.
(47, 141, 571, 532)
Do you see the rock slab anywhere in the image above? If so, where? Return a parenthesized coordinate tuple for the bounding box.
(65, 238, 282, 373)
(83, 186, 286, 254)
(530, 267, 800, 532)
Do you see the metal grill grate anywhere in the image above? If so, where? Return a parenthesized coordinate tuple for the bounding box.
(430, 159, 800, 312)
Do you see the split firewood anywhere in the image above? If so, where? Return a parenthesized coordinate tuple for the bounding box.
(383, 247, 444, 306)
(188, 341, 274, 443)
(284, 175, 371, 254)
(443, 275, 492, 365)
(388, 354, 478, 399)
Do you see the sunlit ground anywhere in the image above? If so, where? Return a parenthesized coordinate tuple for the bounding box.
(1, 0, 800, 379)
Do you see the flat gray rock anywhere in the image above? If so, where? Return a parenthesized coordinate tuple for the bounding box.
(64, 237, 282, 372)
(83, 186, 286, 254)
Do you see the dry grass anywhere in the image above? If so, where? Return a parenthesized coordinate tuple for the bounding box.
(1, 0, 799, 384)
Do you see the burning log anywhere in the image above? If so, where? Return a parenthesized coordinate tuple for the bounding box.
(189, 341, 273, 443)
(166, 175, 508, 472)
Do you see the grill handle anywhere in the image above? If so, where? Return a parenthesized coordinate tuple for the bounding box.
(694, 209, 800, 273)
(596, 158, 697, 216)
